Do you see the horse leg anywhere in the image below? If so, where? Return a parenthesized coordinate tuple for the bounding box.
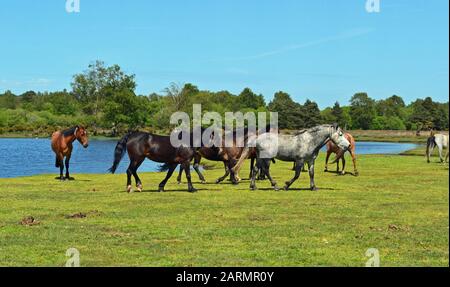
(228, 159, 239, 185)
(193, 156, 206, 183)
(250, 159, 260, 190)
(158, 163, 177, 192)
(308, 161, 317, 191)
(216, 162, 230, 184)
(350, 150, 358, 176)
(340, 156, 346, 175)
(176, 165, 183, 184)
(261, 158, 279, 190)
(182, 161, 197, 193)
(249, 157, 255, 179)
(132, 158, 145, 192)
(284, 160, 302, 190)
(59, 156, 65, 181)
(427, 144, 435, 163)
(336, 158, 340, 173)
(125, 161, 136, 193)
(437, 144, 444, 163)
(65, 154, 73, 180)
(324, 151, 332, 172)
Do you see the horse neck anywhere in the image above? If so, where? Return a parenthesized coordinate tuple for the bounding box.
(64, 131, 77, 144)
(306, 126, 332, 150)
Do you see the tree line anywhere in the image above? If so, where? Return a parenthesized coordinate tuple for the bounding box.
(0, 61, 448, 136)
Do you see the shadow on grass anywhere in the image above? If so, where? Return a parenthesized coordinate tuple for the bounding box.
(251, 187, 340, 191)
(54, 177, 92, 182)
(324, 170, 358, 177)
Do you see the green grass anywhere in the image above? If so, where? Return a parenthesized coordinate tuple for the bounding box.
(0, 153, 448, 267)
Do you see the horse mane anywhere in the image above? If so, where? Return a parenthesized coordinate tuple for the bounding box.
(62, 126, 79, 137)
(299, 124, 334, 135)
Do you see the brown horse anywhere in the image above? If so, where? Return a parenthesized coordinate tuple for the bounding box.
(324, 132, 358, 176)
(109, 129, 215, 193)
(51, 126, 89, 180)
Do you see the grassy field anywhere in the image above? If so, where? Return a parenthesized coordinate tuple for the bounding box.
(0, 152, 448, 267)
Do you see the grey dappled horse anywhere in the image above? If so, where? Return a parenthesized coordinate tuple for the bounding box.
(426, 133, 449, 163)
(232, 124, 350, 191)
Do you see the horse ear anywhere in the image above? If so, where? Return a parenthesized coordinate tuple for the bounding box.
(332, 123, 339, 130)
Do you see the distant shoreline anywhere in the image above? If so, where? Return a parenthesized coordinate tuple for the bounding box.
(1, 129, 447, 144)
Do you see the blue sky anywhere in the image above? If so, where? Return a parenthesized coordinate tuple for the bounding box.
(0, 0, 448, 108)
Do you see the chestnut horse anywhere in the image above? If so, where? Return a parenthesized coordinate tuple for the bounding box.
(51, 126, 89, 180)
(324, 132, 358, 176)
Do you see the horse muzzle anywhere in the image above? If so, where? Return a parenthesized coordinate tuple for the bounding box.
(83, 144, 89, 148)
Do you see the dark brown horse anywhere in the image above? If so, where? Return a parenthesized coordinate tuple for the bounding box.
(324, 132, 358, 176)
(109, 130, 212, 193)
(176, 125, 274, 185)
(176, 146, 258, 185)
(51, 126, 89, 180)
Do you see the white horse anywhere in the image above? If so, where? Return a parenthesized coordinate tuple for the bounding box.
(426, 133, 449, 163)
(232, 124, 350, 191)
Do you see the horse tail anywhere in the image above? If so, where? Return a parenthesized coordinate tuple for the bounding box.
(426, 136, 436, 154)
(108, 132, 133, 174)
(232, 147, 252, 173)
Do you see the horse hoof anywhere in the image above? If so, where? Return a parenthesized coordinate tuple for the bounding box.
(340, 172, 345, 176)
(189, 188, 198, 193)
(250, 186, 257, 191)
(158, 188, 164, 193)
(126, 185, 133, 193)
(324, 169, 328, 172)
(201, 180, 207, 184)
(283, 186, 289, 191)
(136, 185, 143, 192)
(354, 172, 359, 177)
(273, 186, 280, 191)
(177, 181, 182, 185)
(311, 187, 318, 191)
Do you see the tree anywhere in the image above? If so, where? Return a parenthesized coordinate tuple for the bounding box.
(302, 99, 322, 128)
(71, 61, 136, 117)
(0, 90, 17, 110)
(163, 82, 190, 112)
(268, 91, 303, 129)
(350, 93, 376, 130)
(103, 89, 147, 135)
(376, 95, 406, 118)
(408, 97, 448, 130)
(237, 88, 266, 110)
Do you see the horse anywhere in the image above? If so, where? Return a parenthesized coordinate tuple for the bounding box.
(176, 125, 273, 184)
(324, 132, 358, 176)
(108, 129, 213, 193)
(176, 146, 236, 185)
(218, 124, 276, 184)
(51, 126, 89, 180)
(232, 124, 350, 191)
(426, 132, 449, 163)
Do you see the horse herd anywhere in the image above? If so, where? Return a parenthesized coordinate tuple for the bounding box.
(50, 124, 448, 193)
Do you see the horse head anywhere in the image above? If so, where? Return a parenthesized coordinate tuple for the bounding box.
(74, 126, 89, 148)
(329, 123, 350, 152)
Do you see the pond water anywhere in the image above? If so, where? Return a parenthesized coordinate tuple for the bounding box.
(0, 138, 420, 178)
